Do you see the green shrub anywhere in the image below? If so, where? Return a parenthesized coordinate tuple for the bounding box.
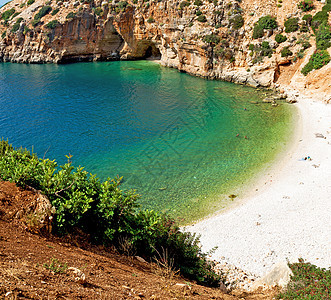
(315, 23, 331, 50)
(94, 7, 103, 16)
(197, 15, 207, 22)
(0, 139, 224, 287)
(248, 43, 255, 51)
(180, 0, 190, 9)
(27, 0, 35, 5)
(203, 34, 220, 45)
(302, 14, 312, 25)
(51, 8, 59, 15)
(194, 0, 203, 5)
(277, 260, 331, 299)
(260, 41, 272, 57)
(1, 8, 15, 21)
(23, 25, 30, 35)
(196, 10, 202, 16)
(66, 12, 76, 19)
(118, 1, 128, 10)
(31, 19, 40, 27)
(147, 17, 154, 23)
(275, 33, 287, 43)
(301, 50, 330, 75)
(45, 20, 59, 29)
(229, 14, 244, 29)
(284, 17, 299, 33)
(301, 41, 311, 49)
(311, 10, 328, 31)
(1, 31, 6, 39)
(281, 46, 293, 57)
(252, 15, 277, 39)
(11, 17, 23, 32)
(34, 6, 52, 20)
(300, 24, 309, 32)
(257, 15, 277, 29)
(298, 0, 314, 11)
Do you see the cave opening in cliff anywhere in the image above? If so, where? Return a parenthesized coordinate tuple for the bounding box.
(138, 41, 161, 60)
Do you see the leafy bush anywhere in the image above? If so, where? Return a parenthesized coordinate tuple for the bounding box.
(31, 19, 40, 27)
(277, 260, 331, 299)
(118, 1, 128, 10)
(51, 8, 59, 16)
(34, 6, 52, 21)
(275, 33, 287, 43)
(298, 0, 314, 12)
(1, 8, 15, 21)
(203, 34, 220, 45)
(284, 17, 299, 33)
(45, 20, 59, 29)
(229, 15, 244, 29)
(196, 10, 202, 16)
(11, 17, 23, 32)
(281, 46, 293, 57)
(197, 15, 207, 22)
(302, 14, 312, 25)
(94, 7, 103, 16)
(252, 15, 277, 39)
(147, 17, 154, 23)
(311, 10, 328, 31)
(66, 12, 76, 19)
(180, 0, 190, 9)
(27, 0, 35, 5)
(315, 23, 331, 50)
(194, 0, 203, 6)
(301, 50, 330, 75)
(0, 140, 223, 287)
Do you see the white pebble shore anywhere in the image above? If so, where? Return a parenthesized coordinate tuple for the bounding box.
(186, 92, 331, 285)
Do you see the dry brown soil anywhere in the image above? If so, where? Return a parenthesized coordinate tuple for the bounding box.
(0, 181, 278, 299)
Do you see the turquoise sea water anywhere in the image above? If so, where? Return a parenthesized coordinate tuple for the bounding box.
(0, 61, 294, 223)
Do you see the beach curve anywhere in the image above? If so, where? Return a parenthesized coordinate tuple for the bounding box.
(185, 92, 331, 280)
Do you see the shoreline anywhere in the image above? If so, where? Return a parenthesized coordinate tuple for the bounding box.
(185, 92, 331, 280)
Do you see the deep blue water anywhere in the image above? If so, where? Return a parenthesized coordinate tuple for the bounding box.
(0, 61, 294, 222)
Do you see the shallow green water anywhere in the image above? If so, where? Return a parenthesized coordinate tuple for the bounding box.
(0, 61, 295, 222)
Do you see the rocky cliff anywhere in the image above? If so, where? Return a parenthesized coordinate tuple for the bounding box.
(0, 0, 330, 101)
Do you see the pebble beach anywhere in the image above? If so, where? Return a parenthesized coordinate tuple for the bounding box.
(186, 92, 331, 288)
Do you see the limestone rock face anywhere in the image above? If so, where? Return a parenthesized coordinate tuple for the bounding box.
(0, 0, 330, 98)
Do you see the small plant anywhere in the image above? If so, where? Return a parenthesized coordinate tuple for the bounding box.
(180, 0, 190, 9)
(11, 17, 23, 32)
(1, 31, 6, 39)
(301, 50, 330, 75)
(196, 10, 202, 16)
(1, 8, 15, 21)
(284, 17, 299, 33)
(118, 1, 128, 10)
(298, 0, 314, 12)
(51, 8, 59, 15)
(27, 0, 35, 5)
(302, 14, 312, 25)
(253, 15, 277, 39)
(229, 14, 244, 29)
(203, 34, 220, 45)
(281, 46, 293, 57)
(94, 7, 103, 16)
(66, 12, 76, 19)
(147, 17, 154, 23)
(197, 14, 207, 22)
(34, 6, 52, 20)
(45, 20, 59, 29)
(31, 19, 40, 27)
(277, 259, 331, 299)
(194, 0, 203, 6)
(315, 23, 331, 50)
(275, 33, 287, 43)
(44, 258, 68, 274)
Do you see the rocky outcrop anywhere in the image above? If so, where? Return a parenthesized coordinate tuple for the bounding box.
(0, 0, 330, 99)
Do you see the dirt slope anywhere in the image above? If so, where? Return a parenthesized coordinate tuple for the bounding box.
(0, 181, 278, 299)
